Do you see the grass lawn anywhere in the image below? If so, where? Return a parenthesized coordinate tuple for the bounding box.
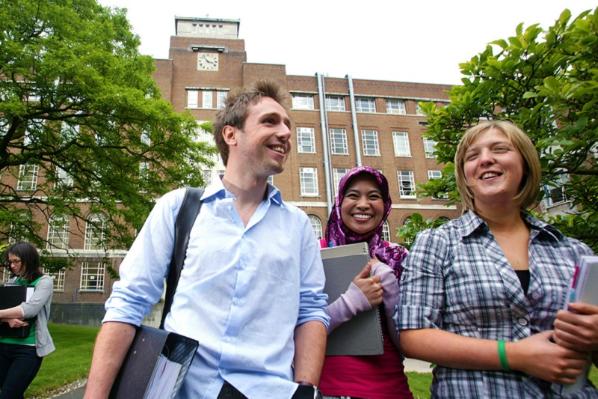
(20, 323, 598, 398)
(26, 323, 99, 398)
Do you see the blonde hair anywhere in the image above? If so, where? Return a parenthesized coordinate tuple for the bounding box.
(454, 120, 541, 211)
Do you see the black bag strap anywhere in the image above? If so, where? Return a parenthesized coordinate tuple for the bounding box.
(160, 187, 204, 328)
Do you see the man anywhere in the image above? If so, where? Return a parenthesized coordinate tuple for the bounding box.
(84, 81, 329, 399)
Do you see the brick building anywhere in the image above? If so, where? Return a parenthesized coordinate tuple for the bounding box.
(3, 16, 459, 319)
(158, 16, 459, 243)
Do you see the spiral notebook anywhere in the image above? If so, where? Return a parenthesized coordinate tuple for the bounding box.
(321, 242, 384, 356)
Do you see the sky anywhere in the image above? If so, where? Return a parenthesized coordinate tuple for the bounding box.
(98, 0, 597, 85)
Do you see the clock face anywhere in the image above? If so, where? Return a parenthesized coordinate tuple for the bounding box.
(197, 53, 219, 71)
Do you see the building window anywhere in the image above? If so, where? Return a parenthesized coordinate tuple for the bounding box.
(55, 166, 73, 188)
(201, 90, 213, 109)
(427, 170, 442, 180)
(308, 215, 323, 239)
(392, 132, 411, 157)
(16, 164, 39, 191)
(85, 214, 106, 250)
(362, 130, 380, 156)
(416, 102, 426, 116)
(80, 261, 105, 292)
(297, 127, 316, 153)
(386, 99, 406, 114)
(333, 168, 349, 197)
(397, 170, 416, 199)
(325, 95, 345, 112)
(140, 130, 151, 146)
(1, 269, 10, 283)
(544, 174, 569, 207)
(60, 121, 80, 140)
(216, 91, 227, 109)
(355, 97, 376, 113)
(187, 89, 198, 108)
(428, 170, 448, 199)
(43, 268, 65, 292)
(139, 161, 149, 182)
(382, 221, 391, 242)
(292, 93, 315, 110)
(24, 119, 44, 146)
(300, 167, 318, 196)
(329, 128, 348, 155)
(47, 216, 69, 250)
(201, 170, 212, 187)
(423, 139, 436, 158)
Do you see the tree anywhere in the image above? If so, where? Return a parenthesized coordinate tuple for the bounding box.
(413, 7, 598, 251)
(0, 0, 214, 257)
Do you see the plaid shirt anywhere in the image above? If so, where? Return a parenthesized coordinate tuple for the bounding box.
(398, 211, 598, 398)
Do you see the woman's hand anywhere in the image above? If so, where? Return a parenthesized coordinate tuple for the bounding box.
(509, 331, 588, 384)
(6, 318, 28, 328)
(353, 260, 383, 306)
(554, 302, 598, 352)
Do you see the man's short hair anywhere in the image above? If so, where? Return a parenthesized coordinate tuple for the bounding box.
(213, 80, 290, 166)
(454, 120, 542, 211)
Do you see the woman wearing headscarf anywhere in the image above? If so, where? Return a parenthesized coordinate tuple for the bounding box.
(319, 166, 413, 399)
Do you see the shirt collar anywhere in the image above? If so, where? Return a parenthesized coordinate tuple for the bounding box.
(201, 177, 284, 207)
(458, 210, 564, 242)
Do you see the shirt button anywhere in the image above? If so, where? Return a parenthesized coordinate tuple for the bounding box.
(517, 318, 528, 326)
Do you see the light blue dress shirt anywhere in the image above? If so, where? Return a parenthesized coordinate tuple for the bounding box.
(104, 179, 329, 399)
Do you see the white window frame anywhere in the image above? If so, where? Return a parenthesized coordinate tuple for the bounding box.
(355, 97, 376, 113)
(325, 95, 345, 112)
(43, 268, 65, 292)
(16, 164, 39, 191)
(392, 131, 411, 157)
(386, 99, 406, 115)
(84, 214, 106, 250)
(297, 127, 316, 153)
(361, 129, 380, 156)
(140, 130, 151, 146)
(428, 170, 448, 199)
(47, 216, 69, 249)
(333, 167, 350, 197)
(1, 269, 11, 284)
(79, 261, 105, 292)
(216, 91, 227, 109)
(329, 128, 348, 155)
(382, 221, 391, 242)
(292, 93, 315, 110)
(544, 174, 570, 207)
(300, 167, 318, 196)
(187, 89, 198, 108)
(427, 170, 442, 180)
(308, 215, 323, 239)
(397, 170, 416, 199)
(423, 139, 436, 159)
(60, 121, 80, 140)
(201, 90, 213, 109)
(55, 166, 73, 188)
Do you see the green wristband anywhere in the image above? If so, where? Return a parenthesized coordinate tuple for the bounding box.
(498, 340, 511, 371)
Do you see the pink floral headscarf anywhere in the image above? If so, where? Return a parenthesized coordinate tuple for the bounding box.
(324, 166, 408, 278)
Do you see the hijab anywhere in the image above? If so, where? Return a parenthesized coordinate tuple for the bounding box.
(324, 166, 408, 278)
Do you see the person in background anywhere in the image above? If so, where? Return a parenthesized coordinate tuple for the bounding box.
(397, 120, 597, 397)
(0, 242, 55, 399)
(319, 166, 413, 399)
